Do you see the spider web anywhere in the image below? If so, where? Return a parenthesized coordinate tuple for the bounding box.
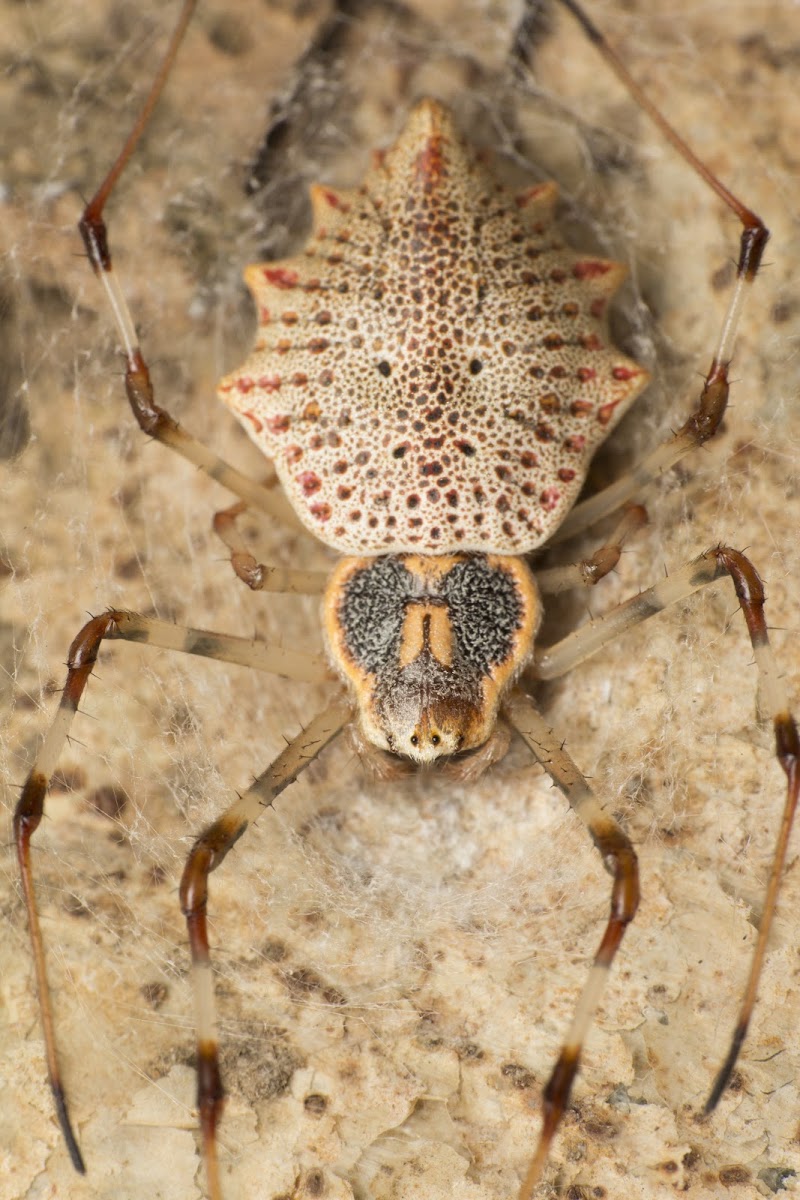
(2, 2, 800, 1198)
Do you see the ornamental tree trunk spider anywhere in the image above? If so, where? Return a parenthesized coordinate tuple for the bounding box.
(6, 2, 800, 1198)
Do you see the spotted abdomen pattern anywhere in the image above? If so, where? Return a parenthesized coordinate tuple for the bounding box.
(220, 99, 649, 554)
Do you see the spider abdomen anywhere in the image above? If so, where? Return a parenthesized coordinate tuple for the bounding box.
(220, 99, 649, 556)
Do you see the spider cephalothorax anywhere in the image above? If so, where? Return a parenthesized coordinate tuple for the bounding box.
(324, 552, 540, 764)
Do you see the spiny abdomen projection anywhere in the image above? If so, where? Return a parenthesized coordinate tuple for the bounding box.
(219, 98, 649, 555)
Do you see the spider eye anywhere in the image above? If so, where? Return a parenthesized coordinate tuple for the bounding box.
(410, 734, 418, 746)
(431, 733, 440, 746)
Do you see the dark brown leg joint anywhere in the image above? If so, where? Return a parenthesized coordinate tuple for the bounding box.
(78, 211, 111, 274)
(712, 547, 766, 644)
(14, 772, 48, 844)
(198, 1047, 226, 1130)
(179, 819, 248, 918)
(738, 223, 770, 282)
(680, 359, 729, 446)
(541, 1051, 580, 1130)
(125, 348, 180, 439)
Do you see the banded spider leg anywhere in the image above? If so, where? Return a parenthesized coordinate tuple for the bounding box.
(14, 605, 348, 1199)
(506, 546, 799, 1199)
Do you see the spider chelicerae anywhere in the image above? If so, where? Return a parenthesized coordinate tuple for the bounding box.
(7, 2, 800, 1200)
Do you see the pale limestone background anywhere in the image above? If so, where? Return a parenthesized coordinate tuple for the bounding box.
(2, 2, 800, 1199)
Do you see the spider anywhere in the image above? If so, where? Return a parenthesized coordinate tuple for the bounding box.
(7, 0, 800, 1195)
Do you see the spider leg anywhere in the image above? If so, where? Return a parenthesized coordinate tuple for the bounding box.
(502, 690, 639, 1200)
(77, 0, 300, 531)
(178, 698, 352, 1200)
(535, 504, 646, 594)
(14, 610, 339, 1177)
(213, 498, 329, 593)
(548, 0, 769, 542)
(535, 548, 799, 1115)
(109, 610, 333, 680)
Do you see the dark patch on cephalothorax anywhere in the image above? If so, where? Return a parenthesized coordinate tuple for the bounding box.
(336, 555, 413, 674)
(442, 556, 523, 672)
(337, 554, 522, 683)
